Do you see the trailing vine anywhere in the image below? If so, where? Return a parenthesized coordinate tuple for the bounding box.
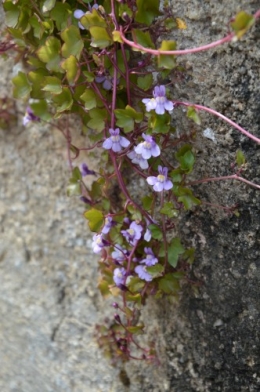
(1, 0, 259, 364)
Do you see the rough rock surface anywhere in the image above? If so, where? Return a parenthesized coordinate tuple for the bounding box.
(0, 0, 259, 391)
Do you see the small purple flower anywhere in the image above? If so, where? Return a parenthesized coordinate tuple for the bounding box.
(92, 234, 106, 253)
(80, 163, 96, 177)
(111, 245, 128, 263)
(23, 106, 40, 126)
(147, 166, 173, 192)
(134, 133, 160, 160)
(80, 196, 91, 204)
(140, 247, 158, 266)
(113, 267, 126, 286)
(101, 216, 115, 234)
(102, 128, 130, 153)
(135, 265, 152, 282)
(121, 221, 143, 245)
(142, 85, 174, 115)
(127, 150, 149, 169)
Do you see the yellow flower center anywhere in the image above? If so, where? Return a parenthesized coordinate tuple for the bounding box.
(143, 141, 151, 149)
(111, 135, 120, 142)
(96, 237, 103, 245)
(157, 174, 165, 182)
(127, 228, 135, 236)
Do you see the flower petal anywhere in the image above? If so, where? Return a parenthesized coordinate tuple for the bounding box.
(102, 138, 112, 150)
(153, 182, 164, 192)
(147, 176, 157, 185)
(120, 136, 130, 148)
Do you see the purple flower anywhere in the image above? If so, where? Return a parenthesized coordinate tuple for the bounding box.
(92, 234, 106, 253)
(23, 106, 40, 126)
(80, 196, 91, 204)
(147, 166, 173, 192)
(135, 265, 152, 282)
(101, 216, 115, 234)
(140, 247, 158, 266)
(121, 221, 143, 245)
(113, 267, 126, 286)
(102, 128, 130, 153)
(95, 73, 119, 91)
(111, 245, 128, 263)
(127, 150, 149, 169)
(134, 133, 160, 160)
(80, 163, 96, 177)
(142, 85, 174, 115)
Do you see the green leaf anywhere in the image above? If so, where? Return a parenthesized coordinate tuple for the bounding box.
(30, 100, 51, 121)
(89, 26, 113, 49)
(83, 71, 95, 82)
(168, 238, 185, 268)
(67, 179, 81, 196)
(142, 195, 153, 210)
(88, 108, 108, 131)
(148, 224, 162, 240)
(126, 325, 144, 335)
(61, 25, 84, 59)
(135, 0, 160, 25)
(230, 11, 255, 39)
(112, 30, 123, 43)
(52, 87, 73, 113)
(127, 276, 145, 292)
(146, 263, 164, 278)
(175, 145, 195, 173)
(28, 69, 49, 99)
(187, 106, 201, 125)
(160, 202, 178, 218)
(158, 40, 176, 69)
(169, 169, 182, 183)
(137, 74, 153, 91)
(84, 208, 104, 232)
(30, 15, 45, 39)
(236, 150, 246, 167)
(42, 76, 62, 94)
(132, 29, 155, 50)
(42, 0, 56, 13)
(115, 105, 143, 133)
(158, 273, 180, 294)
(61, 55, 78, 85)
(36, 36, 62, 73)
(182, 248, 195, 265)
(12, 72, 31, 99)
(127, 205, 142, 221)
(175, 187, 201, 210)
(119, 3, 133, 19)
(149, 112, 171, 134)
(80, 89, 97, 110)
(51, 2, 70, 31)
(71, 167, 82, 181)
(4, 3, 20, 28)
(109, 227, 123, 246)
(80, 8, 107, 29)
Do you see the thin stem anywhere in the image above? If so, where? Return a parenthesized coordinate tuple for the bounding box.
(186, 174, 260, 190)
(174, 101, 260, 144)
(120, 27, 233, 55)
(119, 10, 260, 56)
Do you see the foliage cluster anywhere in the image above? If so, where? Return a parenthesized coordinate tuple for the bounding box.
(2, 0, 259, 363)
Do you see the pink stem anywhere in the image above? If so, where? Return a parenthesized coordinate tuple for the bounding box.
(174, 101, 260, 144)
(187, 174, 260, 190)
(119, 10, 260, 56)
